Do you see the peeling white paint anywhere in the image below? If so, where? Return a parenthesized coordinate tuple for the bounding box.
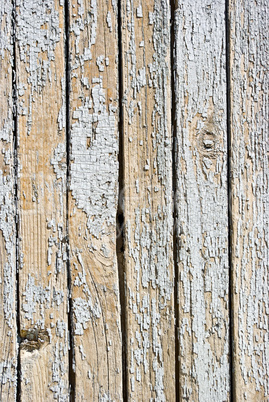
(230, 0, 269, 398)
(57, 79, 66, 132)
(68, 0, 122, 399)
(16, 0, 61, 135)
(122, 0, 174, 399)
(174, 1, 229, 400)
(22, 274, 51, 325)
(0, 2, 17, 398)
(0, 170, 16, 329)
(106, 11, 112, 32)
(73, 297, 101, 336)
(70, 77, 118, 239)
(51, 143, 66, 181)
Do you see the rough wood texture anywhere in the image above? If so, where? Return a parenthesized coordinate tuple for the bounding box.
(121, 1, 175, 399)
(1, 0, 269, 400)
(16, 0, 69, 399)
(68, 0, 122, 399)
(174, 1, 230, 400)
(0, 2, 17, 400)
(229, 1, 269, 400)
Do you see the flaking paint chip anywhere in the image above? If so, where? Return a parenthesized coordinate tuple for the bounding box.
(136, 5, 143, 18)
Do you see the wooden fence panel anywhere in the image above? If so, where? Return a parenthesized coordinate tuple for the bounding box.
(229, 1, 269, 400)
(174, 1, 230, 400)
(68, 0, 122, 400)
(0, 2, 17, 400)
(0, 0, 268, 400)
(16, 0, 69, 399)
(120, 0, 175, 400)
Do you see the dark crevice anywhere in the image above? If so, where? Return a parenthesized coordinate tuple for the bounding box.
(64, 1, 75, 400)
(225, 1, 234, 401)
(116, 1, 127, 401)
(12, 1, 21, 401)
(171, 1, 180, 401)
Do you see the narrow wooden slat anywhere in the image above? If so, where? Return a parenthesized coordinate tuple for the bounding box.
(16, 0, 69, 399)
(121, 1, 175, 399)
(0, 2, 17, 400)
(229, 1, 269, 400)
(174, 1, 230, 399)
(68, 1, 122, 399)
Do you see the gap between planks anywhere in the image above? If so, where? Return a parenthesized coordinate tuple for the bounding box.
(225, 0, 234, 400)
(170, 0, 180, 401)
(12, 0, 21, 400)
(116, 0, 127, 401)
(64, 0, 76, 399)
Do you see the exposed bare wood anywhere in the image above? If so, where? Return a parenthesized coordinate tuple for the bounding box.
(68, 0, 122, 399)
(174, 1, 230, 400)
(1, 1, 268, 400)
(120, 0, 175, 399)
(16, 0, 69, 399)
(0, 2, 17, 400)
(229, 1, 269, 400)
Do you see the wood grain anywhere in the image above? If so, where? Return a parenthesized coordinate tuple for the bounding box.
(0, 1, 268, 400)
(16, 0, 69, 399)
(68, 0, 122, 400)
(229, 1, 269, 400)
(0, 2, 17, 400)
(174, 1, 230, 400)
(120, 0, 175, 399)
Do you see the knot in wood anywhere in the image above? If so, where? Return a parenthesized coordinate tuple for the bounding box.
(20, 329, 49, 352)
(197, 127, 219, 159)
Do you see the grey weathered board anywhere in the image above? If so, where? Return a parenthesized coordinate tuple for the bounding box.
(15, 0, 69, 399)
(0, 0, 267, 401)
(120, 0, 175, 400)
(174, 1, 230, 400)
(229, 0, 269, 400)
(68, 0, 122, 400)
(0, 1, 17, 399)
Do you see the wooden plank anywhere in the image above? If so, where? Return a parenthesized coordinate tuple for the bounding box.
(15, 0, 69, 399)
(174, 1, 230, 400)
(0, 2, 17, 400)
(120, 1, 175, 399)
(68, 1, 122, 399)
(229, 1, 269, 400)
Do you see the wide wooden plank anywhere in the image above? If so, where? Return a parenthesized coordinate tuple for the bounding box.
(16, 0, 69, 399)
(120, 1, 175, 399)
(0, 2, 17, 400)
(229, 1, 269, 400)
(174, 1, 230, 400)
(68, 1, 122, 399)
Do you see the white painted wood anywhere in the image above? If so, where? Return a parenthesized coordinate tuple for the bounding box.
(16, 0, 69, 399)
(68, 0, 122, 399)
(174, 1, 230, 400)
(0, 2, 17, 399)
(121, 0, 175, 399)
(0, 1, 268, 399)
(229, 1, 269, 400)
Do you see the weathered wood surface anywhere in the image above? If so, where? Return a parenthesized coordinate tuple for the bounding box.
(68, 0, 122, 400)
(229, 1, 269, 400)
(0, 0, 268, 400)
(121, 0, 175, 400)
(174, 1, 230, 400)
(16, 0, 69, 399)
(0, 2, 17, 400)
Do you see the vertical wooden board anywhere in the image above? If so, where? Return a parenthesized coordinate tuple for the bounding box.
(0, 2, 17, 400)
(121, 1, 175, 400)
(174, 1, 230, 400)
(68, 1, 122, 400)
(16, 0, 69, 399)
(229, 1, 269, 400)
